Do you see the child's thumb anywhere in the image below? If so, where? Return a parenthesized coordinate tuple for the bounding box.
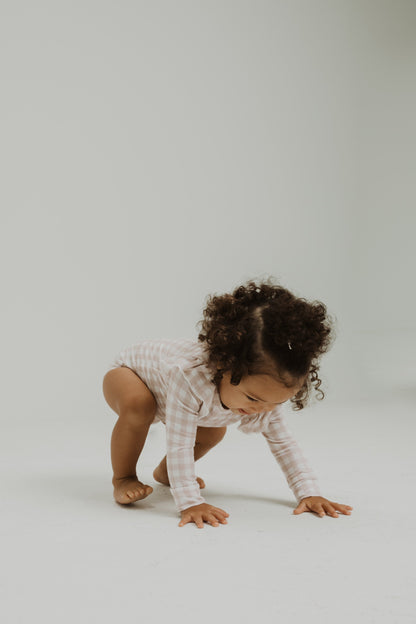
(293, 503, 305, 514)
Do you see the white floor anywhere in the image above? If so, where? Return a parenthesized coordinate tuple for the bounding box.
(2, 392, 415, 623)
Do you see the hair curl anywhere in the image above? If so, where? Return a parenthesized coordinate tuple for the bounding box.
(196, 277, 335, 410)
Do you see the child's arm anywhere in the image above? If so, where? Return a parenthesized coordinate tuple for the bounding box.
(165, 367, 229, 527)
(262, 413, 321, 502)
(262, 413, 353, 518)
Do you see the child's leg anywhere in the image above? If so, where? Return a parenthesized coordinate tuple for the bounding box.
(103, 366, 157, 504)
(153, 426, 227, 488)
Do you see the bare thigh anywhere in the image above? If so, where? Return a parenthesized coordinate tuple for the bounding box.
(102, 366, 157, 419)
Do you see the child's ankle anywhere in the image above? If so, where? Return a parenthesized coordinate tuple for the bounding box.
(112, 474, 137, 485)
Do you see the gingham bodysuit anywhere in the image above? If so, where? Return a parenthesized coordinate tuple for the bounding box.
(109, 337, 321, 512)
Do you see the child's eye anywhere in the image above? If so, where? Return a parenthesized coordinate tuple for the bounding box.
(246, 395, 258, 402)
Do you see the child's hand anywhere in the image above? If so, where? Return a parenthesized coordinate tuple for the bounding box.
(293, 496, 353, 518)
(179, 503, 229, 528)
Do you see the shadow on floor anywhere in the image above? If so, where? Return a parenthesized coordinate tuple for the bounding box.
(22, 471, 299, 515)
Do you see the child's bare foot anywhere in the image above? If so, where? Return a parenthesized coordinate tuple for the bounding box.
(112, 476, 153, 504)
(153, 461, 205, 489)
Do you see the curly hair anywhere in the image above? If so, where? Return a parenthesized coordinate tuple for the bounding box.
(196, 277, 335, 410)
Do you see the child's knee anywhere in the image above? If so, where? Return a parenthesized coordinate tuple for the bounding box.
(119, 395, 157, 426)
(103, 366, 157, 420)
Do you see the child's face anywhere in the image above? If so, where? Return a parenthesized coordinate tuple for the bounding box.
(218, 371, 303, 415)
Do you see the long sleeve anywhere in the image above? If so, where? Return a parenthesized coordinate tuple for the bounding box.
(262, 413, 321, 502)
(165, 366, 206, 512)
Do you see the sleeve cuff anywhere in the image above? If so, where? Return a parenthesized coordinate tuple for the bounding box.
(293, 481, 321, 503)
(170, 483, 206, 512)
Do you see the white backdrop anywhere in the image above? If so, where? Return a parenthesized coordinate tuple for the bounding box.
(2, 3, 416, 624)
(1, 0, 414, 417)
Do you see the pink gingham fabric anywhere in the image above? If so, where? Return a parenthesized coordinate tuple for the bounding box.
(109, 338, 321, 512)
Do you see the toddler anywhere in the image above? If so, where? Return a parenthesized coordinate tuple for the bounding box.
(102, 278, 353, 528)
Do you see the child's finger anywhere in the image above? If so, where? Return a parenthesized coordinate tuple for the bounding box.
(207, 514, 220, 527)
(186, 514, 204, 528)
(178, 515, 191, 527)
(293, 502, 306, 514)
(179, 514, 197, 527)
(324, 504, 339, 517)
(332, 503, 353, 514)
(331, 501, 353, 509)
